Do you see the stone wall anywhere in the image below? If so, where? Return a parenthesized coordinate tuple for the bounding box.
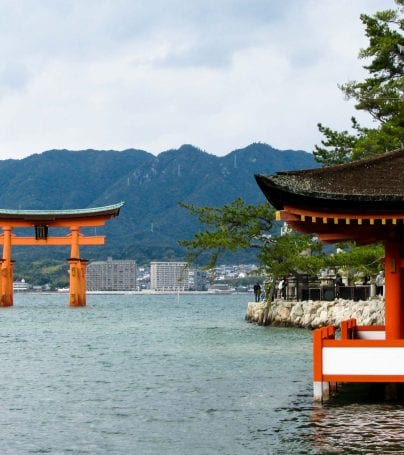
(245, 298, 385, 328)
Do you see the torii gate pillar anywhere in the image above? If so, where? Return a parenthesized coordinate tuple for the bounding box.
(0, 227, 14, 307)
(68, 226, 88, 307)
(68, 259, 88, 307)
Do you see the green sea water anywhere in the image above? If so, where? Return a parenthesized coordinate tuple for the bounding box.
(0, 293, 403, 454)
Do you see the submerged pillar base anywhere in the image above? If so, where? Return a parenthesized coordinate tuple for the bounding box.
(313, 381, 330, 402)
(0, 259, 14, 307)
(0, 294, 13, 307)
(68, 258, 88, 307)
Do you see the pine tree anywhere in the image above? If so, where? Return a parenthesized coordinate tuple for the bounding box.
(314, 0, 404, 165)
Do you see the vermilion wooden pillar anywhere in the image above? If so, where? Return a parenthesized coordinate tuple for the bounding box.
(384, 241, 404, 339)
(0, 227, 13, 307)
(80, 259, 88, 303)
(69, 227, 87, 307)
(69, 259, 87, 306)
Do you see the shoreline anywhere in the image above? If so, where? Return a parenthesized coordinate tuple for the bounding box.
(245, 298, 385, 329)
(15, 290, 252, 296)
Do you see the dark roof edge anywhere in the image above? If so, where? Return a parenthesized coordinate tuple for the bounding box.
(255, 174, 404, 213)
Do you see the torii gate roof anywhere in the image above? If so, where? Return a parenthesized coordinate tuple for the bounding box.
(0, 202, 124, 222)
(255, 149, 404, 244)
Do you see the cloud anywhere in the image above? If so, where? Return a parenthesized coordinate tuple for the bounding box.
(0, 0, 394, 158)
(0, 63, 31, 93)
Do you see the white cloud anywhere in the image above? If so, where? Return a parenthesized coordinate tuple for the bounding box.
(0, 0, 395, 158)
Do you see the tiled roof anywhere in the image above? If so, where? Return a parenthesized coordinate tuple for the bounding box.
(255, 149, 404, 212)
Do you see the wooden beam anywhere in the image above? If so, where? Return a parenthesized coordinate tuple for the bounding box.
(0, 235, 105, 246)
(282, 205, 404, 223)
(0, 216, 110, 229)
(276, 210, 300, 222)
(317, 233, 357, 242)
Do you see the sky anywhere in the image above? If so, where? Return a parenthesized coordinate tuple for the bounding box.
(0, 0, 396, 159)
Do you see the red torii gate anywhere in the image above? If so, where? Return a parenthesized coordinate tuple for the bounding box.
(0, 202, 123, 306)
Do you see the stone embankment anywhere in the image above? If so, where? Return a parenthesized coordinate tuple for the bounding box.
(246, 298, 385, 328)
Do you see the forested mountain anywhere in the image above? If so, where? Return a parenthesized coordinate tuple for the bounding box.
(0, 143, 317, 264)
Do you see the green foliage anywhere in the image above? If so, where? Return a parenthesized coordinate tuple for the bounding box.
(314, 121, 358, 165)
(14, 259, 69, 289)
(326, 243, 384, 276)
(314, 0, 404, 165)
(179, 199, 276, 268)
(257, 231, 326, 278)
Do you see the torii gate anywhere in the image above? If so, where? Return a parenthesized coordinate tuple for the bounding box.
(0, 202, 124, 307)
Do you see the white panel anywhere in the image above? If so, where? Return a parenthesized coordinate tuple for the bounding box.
(356, 331, 385, 340)
(323, 347, 404, 375)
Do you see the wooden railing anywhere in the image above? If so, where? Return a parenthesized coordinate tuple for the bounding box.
(313, 319, 401, 401)
(340, 318, 357, 339)
(313, 324, 335, 383)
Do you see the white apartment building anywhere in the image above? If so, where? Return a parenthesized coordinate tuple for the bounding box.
(150, 261, 190, 291)
(87, 257, 137, 291)
(13, 279, 31, 292)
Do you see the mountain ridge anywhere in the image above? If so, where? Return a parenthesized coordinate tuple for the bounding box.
(0, 143, 318, 263)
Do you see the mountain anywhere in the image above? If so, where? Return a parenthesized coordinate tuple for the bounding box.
(0, 143, 318, 263)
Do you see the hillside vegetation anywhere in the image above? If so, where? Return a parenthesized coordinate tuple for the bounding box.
(1, 143, 316, 274)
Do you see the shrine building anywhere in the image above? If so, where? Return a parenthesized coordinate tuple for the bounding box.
(0, 202, 123, 307)
(255, 148, 404, 401)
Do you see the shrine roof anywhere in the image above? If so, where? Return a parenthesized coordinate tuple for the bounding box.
(0, 202, 124, 221)
(255, 149, 404, 213)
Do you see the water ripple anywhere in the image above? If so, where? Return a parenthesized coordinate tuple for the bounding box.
(0, 294, 402, 453)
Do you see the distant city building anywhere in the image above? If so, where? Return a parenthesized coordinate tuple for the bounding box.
(150, 261, 191, 291)
(137, 266, 151, 290)
(13, 279, 31, 292)
(188, 269, 208, 291)
(87, 257, 137, 291)
(208, 263, 259, 281)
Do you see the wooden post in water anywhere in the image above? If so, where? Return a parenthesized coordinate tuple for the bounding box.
(69, 227, 87, 307)
(0, 227, 13, 306)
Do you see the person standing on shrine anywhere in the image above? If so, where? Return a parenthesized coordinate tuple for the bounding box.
(280, 276, 288, 299)
(335, 274, 344, 298)
(253, 282, 261, 302)
(375, 271, 384, 296)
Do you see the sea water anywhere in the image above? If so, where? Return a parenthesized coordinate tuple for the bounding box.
(0, 293, 403, 454)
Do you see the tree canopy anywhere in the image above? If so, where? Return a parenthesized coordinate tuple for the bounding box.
(179, 199, 276, 269)
(314, 0, 404, 165)
(180, 199, 384, 283)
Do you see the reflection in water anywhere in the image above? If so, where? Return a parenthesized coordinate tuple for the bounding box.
(309, 384, 404, 454)
(274, 384, 404, 454)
